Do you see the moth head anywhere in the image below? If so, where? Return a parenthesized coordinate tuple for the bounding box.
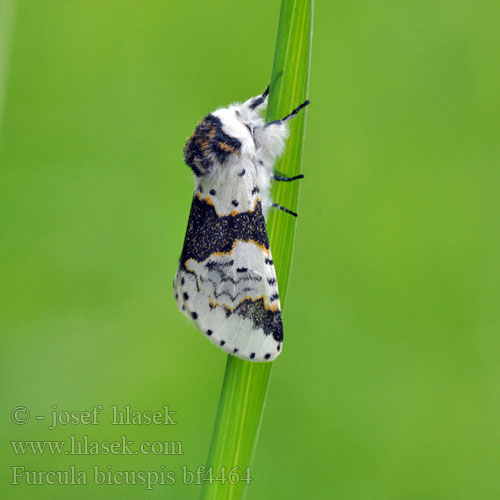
(184, 114, 242, 177)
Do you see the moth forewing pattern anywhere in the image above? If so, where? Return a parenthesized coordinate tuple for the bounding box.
(174, 89, 309, 362)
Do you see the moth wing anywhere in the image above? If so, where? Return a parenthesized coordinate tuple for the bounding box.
(174, 196, 283, 362)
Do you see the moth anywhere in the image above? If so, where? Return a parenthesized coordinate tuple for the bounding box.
(174, 87, 309, 362)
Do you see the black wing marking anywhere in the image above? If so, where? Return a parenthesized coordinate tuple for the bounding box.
(179, 195, 269, 268)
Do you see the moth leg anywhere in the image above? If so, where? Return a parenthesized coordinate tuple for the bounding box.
(255, 99, 310, 169)
(272, 203, 298, 217)
(273, 173, 304, 182)
(266, 99, 310, 127)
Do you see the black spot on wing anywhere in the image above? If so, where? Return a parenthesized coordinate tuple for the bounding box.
(180, 196, 269, 266)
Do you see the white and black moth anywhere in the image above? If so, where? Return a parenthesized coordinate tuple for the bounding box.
(174, 87, 309, 362)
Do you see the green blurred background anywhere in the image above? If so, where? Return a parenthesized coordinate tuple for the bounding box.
(1, 0, 499, 498)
